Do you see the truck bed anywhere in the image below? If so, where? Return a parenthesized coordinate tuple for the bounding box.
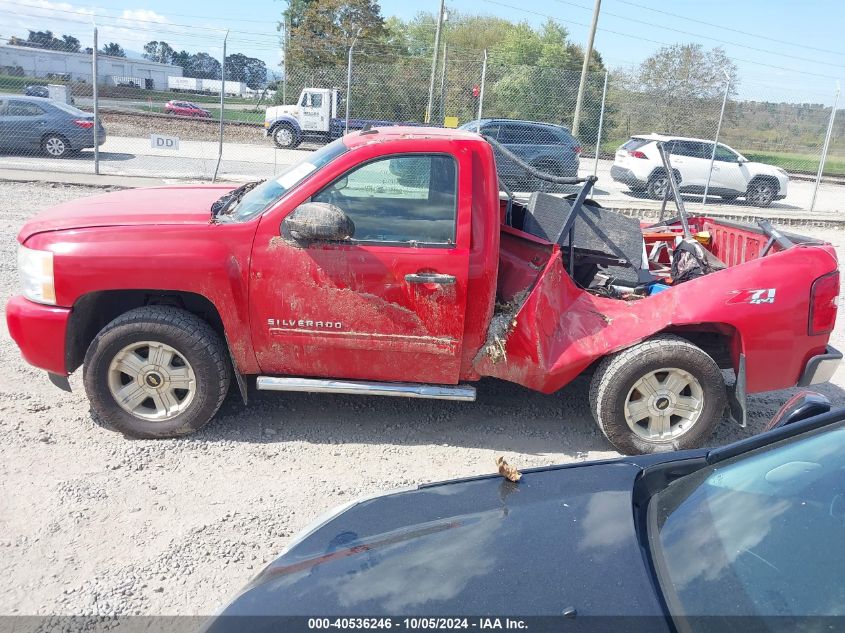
(475, 211, 837, 397)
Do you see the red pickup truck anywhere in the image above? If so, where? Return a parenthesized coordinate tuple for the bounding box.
(7, 127, 841, 454)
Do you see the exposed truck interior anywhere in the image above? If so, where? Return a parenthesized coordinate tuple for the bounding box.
(489, 137, 820, 306)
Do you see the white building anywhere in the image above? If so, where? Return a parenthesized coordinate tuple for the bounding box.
(0, 44, 183, 90)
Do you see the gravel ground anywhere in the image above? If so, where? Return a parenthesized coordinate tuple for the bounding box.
(1, 181, 844, 616)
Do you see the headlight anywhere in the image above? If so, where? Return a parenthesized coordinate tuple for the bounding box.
(18, 245, 55, 305)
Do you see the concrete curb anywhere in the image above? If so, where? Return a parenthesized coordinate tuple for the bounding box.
(0, 169, 192, 189)
(609, 205, 845, 228)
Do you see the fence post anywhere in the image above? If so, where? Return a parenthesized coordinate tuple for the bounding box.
(438, 44, 448, 124)
(593, 70, 609, 177)
(425, 0, 446, 123)
(810, 82, 840, 213)
(476, 50, 487, 132)
(345, 33, 360, 135)
(702, 70, 731, 207)
(92, 25, 99, 175)
(212, 31, 228, 183)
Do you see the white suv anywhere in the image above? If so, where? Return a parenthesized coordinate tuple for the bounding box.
(611, 134, 789, 207)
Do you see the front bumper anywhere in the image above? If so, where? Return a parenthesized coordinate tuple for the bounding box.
(798, 345, 842, 386)
(6, 295, 71, 376)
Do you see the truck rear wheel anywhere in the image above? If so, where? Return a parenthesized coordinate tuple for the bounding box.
(83, 306, 231, 439)
(272, 124, 300, 149)
(588, 335, 726, 455)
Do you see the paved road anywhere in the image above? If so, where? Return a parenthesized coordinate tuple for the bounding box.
(0, 135, 841, 215)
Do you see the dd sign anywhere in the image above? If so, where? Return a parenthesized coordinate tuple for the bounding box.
(150, 134, 180, 150)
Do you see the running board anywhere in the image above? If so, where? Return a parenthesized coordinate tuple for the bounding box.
(256, 377, 477, 401)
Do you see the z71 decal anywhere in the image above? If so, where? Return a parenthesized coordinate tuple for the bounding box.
(727, 288, 777, 305)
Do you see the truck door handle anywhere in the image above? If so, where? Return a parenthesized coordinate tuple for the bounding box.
(405, 272, 456, 285)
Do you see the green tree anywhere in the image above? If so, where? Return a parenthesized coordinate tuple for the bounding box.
(10, 30, 81, 52)
(143, 41, 175, 64)
(225, 53, 268, 89)
(282, 0, 388, 68)
(186, 52, 222, 79)
(100, 42, 126, 58)
(612, 43, 738, 139)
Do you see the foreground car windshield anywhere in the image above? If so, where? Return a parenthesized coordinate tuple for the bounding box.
(649, 420, 845, 625)
(229, 138, 348, 221)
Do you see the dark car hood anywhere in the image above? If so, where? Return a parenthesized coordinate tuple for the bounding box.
(18, 184, 236, 241)
(217, 462, 669, 622)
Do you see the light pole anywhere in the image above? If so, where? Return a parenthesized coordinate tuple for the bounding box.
(572, 0, 600, 138)
(425, 0, 446, 124)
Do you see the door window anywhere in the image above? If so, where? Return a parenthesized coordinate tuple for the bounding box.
(671, 141, 708, 158)
(313, 154, 458, 246)
(497, 124, 526, 144)
(714, 144, 740, 162)
(7, 101, 44, 116)
(310, 93, 323, 108)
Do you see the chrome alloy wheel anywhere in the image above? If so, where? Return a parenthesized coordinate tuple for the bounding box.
(624, 367, 704, 442)
(274, 127, 294, 146)
(107, 341, 196, 421)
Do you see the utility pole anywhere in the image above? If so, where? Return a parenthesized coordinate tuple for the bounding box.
(572, 0, 600, 138)
(425, 0, 446, 124)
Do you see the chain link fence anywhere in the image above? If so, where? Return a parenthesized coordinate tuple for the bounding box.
(0, 32, 842, 215)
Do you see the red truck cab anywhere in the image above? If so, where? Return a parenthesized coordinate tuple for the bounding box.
(7, 127, 841, 454)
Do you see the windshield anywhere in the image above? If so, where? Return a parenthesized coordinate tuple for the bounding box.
(228, 138, 348, 222)
(649, 420, 845, 625)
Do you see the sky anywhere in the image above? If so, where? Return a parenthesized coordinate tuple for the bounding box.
(1, 0, 843, 103)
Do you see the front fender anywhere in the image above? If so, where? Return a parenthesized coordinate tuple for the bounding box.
(268, 115, 302, 140)
(25, 223, 261, 375)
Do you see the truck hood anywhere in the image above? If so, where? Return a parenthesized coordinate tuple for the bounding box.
(18, 185, 236, 241)
(212, 462, 670, 622)
(265, 104, 297, 121)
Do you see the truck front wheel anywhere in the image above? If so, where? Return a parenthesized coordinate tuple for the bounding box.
(83, 306, 231, 439)
(272, 124, 300, 149)
(588, 335, 726, 455)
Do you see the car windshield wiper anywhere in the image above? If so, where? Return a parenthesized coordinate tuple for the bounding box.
(210, 180, 265, 217)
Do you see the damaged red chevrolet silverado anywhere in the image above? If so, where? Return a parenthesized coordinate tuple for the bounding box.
(7, 127, 841, 454)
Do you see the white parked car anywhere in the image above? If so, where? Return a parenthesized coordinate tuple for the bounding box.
(611, 134, 789, 207)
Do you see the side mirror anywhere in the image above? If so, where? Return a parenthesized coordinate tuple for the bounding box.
(282, 202, 354, 242)
(765, 391, 831, 431)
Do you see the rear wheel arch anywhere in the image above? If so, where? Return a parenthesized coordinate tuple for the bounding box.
(647, 166, 682, 184)
(659, 324, 743, 372)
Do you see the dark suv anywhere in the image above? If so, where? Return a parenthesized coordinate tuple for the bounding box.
(461, 119, 582, 190)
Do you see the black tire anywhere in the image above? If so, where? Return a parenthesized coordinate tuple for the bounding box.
(272, 124, 300, 149)
(83, 306, 231, 439)
(647, 172, 669, 200)
(42, 134, 70, 158)
(589, 334, 726, 455)
(746, 179, 777, 207)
